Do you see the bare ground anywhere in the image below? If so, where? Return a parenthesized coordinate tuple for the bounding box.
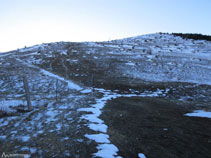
(101, 97, 211, 158)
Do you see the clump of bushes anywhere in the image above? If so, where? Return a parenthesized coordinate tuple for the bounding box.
(172, 33, 211, 41)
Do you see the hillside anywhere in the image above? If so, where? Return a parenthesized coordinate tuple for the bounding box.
(0, 33, 211, 158)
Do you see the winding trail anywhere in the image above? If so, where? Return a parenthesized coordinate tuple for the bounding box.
(12, 58, 122, 157)
(15, 58, 82, 91)
(78, 88, 170, 158)
(13, 58, 170, 157)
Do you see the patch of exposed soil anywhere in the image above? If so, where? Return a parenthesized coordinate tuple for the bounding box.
(101, 97, 211, 158)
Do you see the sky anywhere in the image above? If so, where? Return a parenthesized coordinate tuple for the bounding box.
(0, 0, 211, 52)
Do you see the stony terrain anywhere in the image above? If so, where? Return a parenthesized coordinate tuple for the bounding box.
(0, 33, 211, 158)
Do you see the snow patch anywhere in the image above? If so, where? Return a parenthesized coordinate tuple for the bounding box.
(81, 88, 93, 94)
(95, 144, 121, 158)
(0, 136, 6, 140)
(19, 136, 30, 142)
(88, 123, 108, 133)
(138, 153, 147, 158)
(185, 110, 211, 119)
(125, 62, 135, 66)
(85, 133, 110, 143)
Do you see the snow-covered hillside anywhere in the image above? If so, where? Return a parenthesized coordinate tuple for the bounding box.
(3, 33, 210, 85)
(0, 33, 211, 158)
(116, 34, 211, 85)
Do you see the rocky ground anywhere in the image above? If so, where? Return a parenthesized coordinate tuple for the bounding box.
(0, 33, 211, 158)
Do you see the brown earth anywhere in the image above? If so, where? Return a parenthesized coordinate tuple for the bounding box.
(101, 97, 211, 158)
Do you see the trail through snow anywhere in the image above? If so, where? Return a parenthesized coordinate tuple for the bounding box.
(12, 57, 210, 158)
(78, 88, 170, 158)
(13, 58, 122, 157)
(15, 58, 82, 90)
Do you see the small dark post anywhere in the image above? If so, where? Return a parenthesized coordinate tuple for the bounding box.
(56, 79, 58, 101)
(91, 74, 94, 86)
(23, 76, 32, 111)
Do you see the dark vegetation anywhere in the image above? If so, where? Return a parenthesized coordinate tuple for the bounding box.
(101, 97, 211, 158)
(172, 33, 211, 41)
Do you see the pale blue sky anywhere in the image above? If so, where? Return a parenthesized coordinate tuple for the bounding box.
(0, 0, 211, 52)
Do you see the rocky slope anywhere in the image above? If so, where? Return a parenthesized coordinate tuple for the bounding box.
(0, 33, 211, 158)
